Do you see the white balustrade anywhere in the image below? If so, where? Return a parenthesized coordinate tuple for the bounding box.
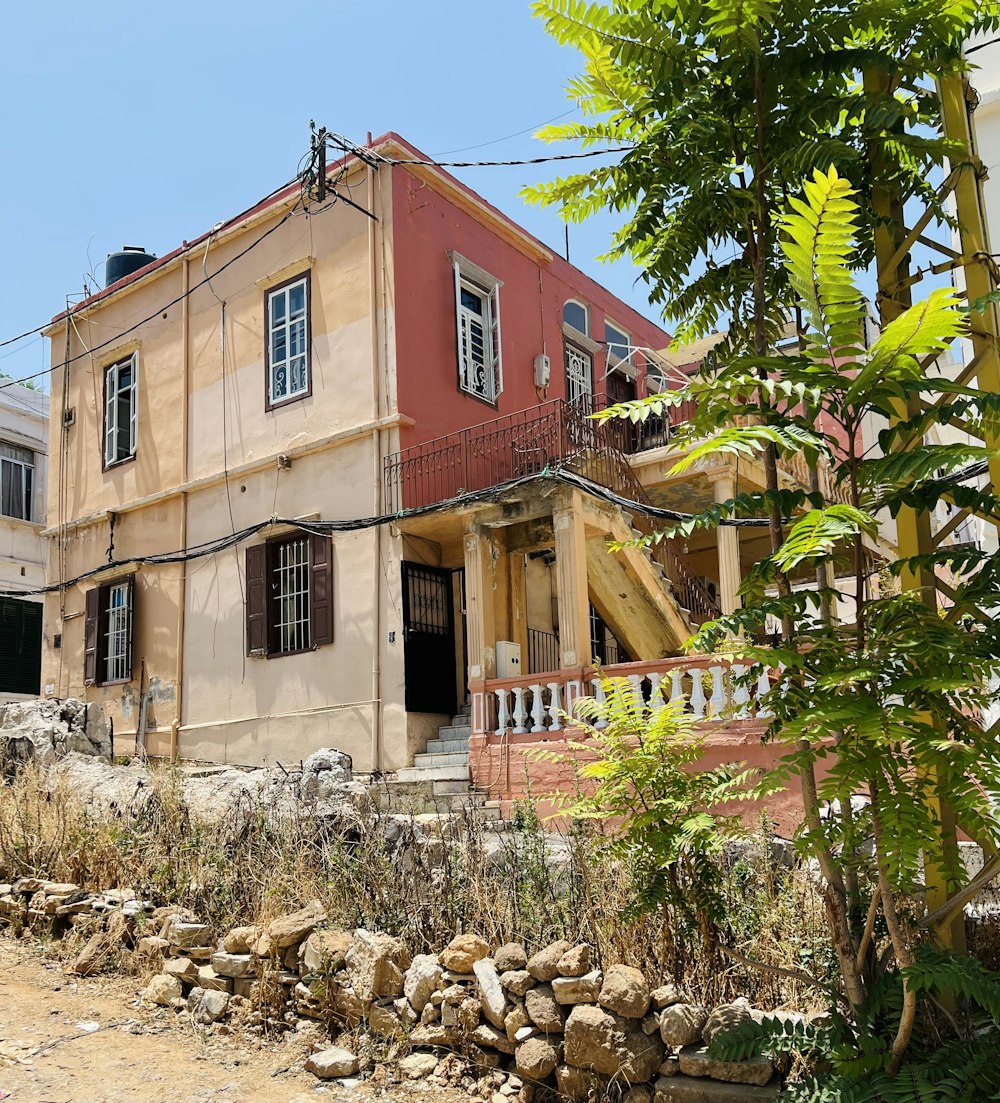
(529, 685, 546, 733)
(483, 657, 780, 736)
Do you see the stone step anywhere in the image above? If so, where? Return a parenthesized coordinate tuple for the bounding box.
(411, 751, 470, 769)
(395, 764, 470, 784)
(437, 724, 472, 741)
(431, 778, 473, 796)
(424, 737, 470, 755)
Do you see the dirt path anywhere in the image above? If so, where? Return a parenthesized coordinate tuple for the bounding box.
(0, 937, 456, 1103)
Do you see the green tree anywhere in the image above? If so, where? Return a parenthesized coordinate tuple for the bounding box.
(601, 168, 1000, 1091)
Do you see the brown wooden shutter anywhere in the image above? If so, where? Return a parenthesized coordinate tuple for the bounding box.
(83, 587, 100, 685)
(245, 544, 268, 656)
(123, 574, 136, 681)
(309, 534, 334, 647)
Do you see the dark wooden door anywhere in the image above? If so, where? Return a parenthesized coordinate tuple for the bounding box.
(606, 370, 639, 452)
(402, 562, 457, 715)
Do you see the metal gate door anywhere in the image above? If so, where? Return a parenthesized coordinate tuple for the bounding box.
(402, 562, 457, 715)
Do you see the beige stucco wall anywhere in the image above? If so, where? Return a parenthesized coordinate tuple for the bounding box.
(42, 163, 410, 769)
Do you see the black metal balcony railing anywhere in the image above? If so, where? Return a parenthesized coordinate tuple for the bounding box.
(527, 627, 561, 676)
(384, 396, 721, 624)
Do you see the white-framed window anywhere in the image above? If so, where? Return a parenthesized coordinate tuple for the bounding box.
(266, 274, 310, 408)
(104, 353, 138, 467)
(604, 321, 631, 365)
(84, 575, 135, 686)
(563, 300, 589, 336)
(452, 254, 502, 404)
(565, 344, 593, 404)
(0, 442, 34, 521)
(105, 581, 132, 682)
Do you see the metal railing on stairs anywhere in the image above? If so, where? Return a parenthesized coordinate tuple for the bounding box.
(384, 397, 721, 624)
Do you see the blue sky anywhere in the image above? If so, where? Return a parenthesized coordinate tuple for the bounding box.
(0, 0, 658, 393)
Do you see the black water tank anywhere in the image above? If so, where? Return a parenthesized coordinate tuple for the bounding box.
(105, 246, 156, 287)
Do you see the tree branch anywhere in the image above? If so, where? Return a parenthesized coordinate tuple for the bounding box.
(717, 944, 842, 1001)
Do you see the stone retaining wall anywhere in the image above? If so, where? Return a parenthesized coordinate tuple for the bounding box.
(0, 877, 797, 1102)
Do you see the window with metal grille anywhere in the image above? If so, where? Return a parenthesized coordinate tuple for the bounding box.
(564, 344, 593, 404)
(266, 274, 310, 408)
(84, 576, 135, 686)
(104, 354, 138, 467)
(245, 533, 333, 658)
(452, 254, 502, 404)
(1, 442, 34, 521)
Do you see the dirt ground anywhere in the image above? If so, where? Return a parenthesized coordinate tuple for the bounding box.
(0, 937, 460, 1103)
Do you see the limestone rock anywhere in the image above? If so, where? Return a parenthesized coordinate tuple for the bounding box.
(516, 1037, 560, 1080)
(500, 969, 535, 997)
(187, 986, 229, 1024)
(345, 929, 409, 1000)
(557, 944, 591, 977)
(653, 1076, 779, 1102)
(555, 1063, 596, 1101)
(369, 1002, 405, 1038)
(143, 973, 182, 1006)
(563, 1004, 620, 1076)
(495, 942, 528, 971)
(526, 939, 573, 982)
(163, 918, 213, 948)
(399, 1052, 439, 1079)
(136, 936, 170, 956)
(222, 925, 258, 953)
(659, 1003, 709, 1047)
(623, 1087, 652, 1103)
(524, 984, 566, 1034)
(678, 1045, 773, 1087)
(300, 929, 351, 975)
(599, 964, 650, 1019)
(299, 748, 353, 801)
(651, 984, 683, 1010)
(702, 1000, 754, 1046)
(440, 932, 490, 974)
(659, 1057, 680, 1077)
(411, 1023, 463, 1047)
(404, 953, 444, 1014)
(69, 931, 113, 976)
(475, 957, 509, 1029)
(618, 1016, 665, 1084)
(196, 965, 232, 993)
(552, 970, 603, 1006)
(505, 1002, 532, 1042)
(472, 1022, 516, 1054)
(211, 952, 254, 979)
(164, 956, 199, 983)
(305, 1045, 360, 1079)
(266, 901, 326, 949)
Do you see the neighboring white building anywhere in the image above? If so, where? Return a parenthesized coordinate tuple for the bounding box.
(0, 381, 47, 700)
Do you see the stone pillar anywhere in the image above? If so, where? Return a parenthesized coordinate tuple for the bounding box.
(712, 473, 742, 616)
(553, 491, 592, 668)
(510, 551, 529, 662)
(464, 525, 497, 681)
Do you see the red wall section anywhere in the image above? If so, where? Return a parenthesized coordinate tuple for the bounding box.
(391, 164, 671, 448)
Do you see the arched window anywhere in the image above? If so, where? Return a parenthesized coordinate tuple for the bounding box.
(563, 300, 589, 336)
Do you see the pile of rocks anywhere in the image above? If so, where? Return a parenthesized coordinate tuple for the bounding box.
(0, 882, 789, 1102)
(0, 699, 110, 773)
(137, 920, 784, 1102)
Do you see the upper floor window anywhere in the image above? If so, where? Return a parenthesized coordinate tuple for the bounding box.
(452, 255, 502, 405)
(565, 344, 593, 404)
(605, 321, 631, 365)
(104, 353, 138, 468)
(563, 300, 589, 336)
(266, 274, 310, 409)
(1, 442, 33, 521)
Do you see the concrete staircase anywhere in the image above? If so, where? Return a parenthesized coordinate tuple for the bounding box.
(377, 705, 499, 817)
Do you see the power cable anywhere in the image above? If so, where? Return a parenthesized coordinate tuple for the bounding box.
(434, 108, 579, 156)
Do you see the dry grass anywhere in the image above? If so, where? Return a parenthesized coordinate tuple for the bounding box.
(0, 762, 832, 1009)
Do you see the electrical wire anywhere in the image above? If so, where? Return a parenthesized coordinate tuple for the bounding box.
(323, 131, 633, 169)
(434, 108, 579, 156)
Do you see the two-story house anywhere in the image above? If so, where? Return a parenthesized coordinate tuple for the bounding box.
(1, 381, 47, 701)
(41, 133, 816, 807)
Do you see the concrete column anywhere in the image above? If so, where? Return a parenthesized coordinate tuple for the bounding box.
(553, 491, 592, 668)
(712, 473, 742, 616)
(463, 525, 497, 681)
(510, 552, 529, 663)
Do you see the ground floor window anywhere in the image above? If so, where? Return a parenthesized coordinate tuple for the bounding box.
(245, 532, 333, 657)
(0, 595, 42, 695)
(84, 576, 135, 685)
